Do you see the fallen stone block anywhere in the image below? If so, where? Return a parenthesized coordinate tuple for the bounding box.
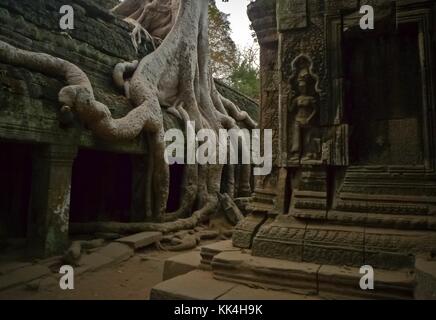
(116, 232, 162, 250)
(26, 276, 58, 292)
(163, 251, 202, 280)
(151, 270, 237, 300)
(0, 262, 32, 276)
(218, 285, 322, 300)
(0, 265, 51, 291)
(415, 257, 436, 300)
(77, 252, 114, 274)
(97, 242, 134, 263)
(212, 251, 319, 295)
(199, 240, 240, 269)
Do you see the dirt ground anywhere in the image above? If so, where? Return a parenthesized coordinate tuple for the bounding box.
(0, 248, 184, 300)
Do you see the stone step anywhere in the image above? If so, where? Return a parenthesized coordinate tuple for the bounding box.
(414, 257, 436, 300)
(163, 251, 202, 281)
(211, 251, 415, 300)
(0, 264, 51, 291)
(199, 240, 240, 269)
(250, 216, 434, 270)
(151, 270, 321, 300)
(115, 232, 162, 250)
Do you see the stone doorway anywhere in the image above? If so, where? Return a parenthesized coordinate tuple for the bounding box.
(166, 163, 184, 213)
(0, 140, 33, 240)
(343, 22, 424, 166)
(69, 149, 134, 223)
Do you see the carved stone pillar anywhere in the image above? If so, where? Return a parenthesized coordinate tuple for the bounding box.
(28, 144, 77, 257)
(233, 0, 279, 249)
(237, 164, 252, 197)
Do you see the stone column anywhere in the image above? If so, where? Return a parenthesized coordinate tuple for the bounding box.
(232, 0, 279, 249)
(238, 164, 252, 197)
(28, 144, 77, 257)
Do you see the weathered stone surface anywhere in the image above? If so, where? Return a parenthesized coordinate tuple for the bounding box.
(0, 265, 51, 290)
(212, 251, 319, 295)
(208, 249, 415, 300)
(116, 232, 162, 250)
(97, 242, 134, 263)
(233, 213, 268, 249)
(277, 0, 308, 31)
(218, 285, 321, 300)
(163, 251, 201, 281)
(200, 240, 240, 269)
(151, 270, 237, 300)
(0, 262, 32, 276)
(415, 257, 436, 300)
(242, 0, 436, 295)
(76, 252, 114, 274)
(26, 276, 58, 292)
(318, 265, 415, 300)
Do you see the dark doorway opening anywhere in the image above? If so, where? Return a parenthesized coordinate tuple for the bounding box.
(166, 163, 184, 213)
(343, 22, 424, 165)
(0, 140, 33, 239)
(70, 149, 134, 223)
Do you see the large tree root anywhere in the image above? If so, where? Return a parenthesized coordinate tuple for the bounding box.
(70, 211, 205, 235)
(0, 0, 258, 236)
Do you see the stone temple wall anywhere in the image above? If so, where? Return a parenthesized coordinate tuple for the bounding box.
(234, 0, 436, 271)
(0, 0, 259, 256)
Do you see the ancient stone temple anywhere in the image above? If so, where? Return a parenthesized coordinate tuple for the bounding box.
(1, 0, 435, 300)
(151, 0, 436, 300)
(237, 0, 436, 266)
(0, 0, 258, 258)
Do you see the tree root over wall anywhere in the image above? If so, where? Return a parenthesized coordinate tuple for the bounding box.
(0, 0, 256, 236)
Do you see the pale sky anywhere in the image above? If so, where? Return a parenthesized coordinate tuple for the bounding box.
(216, 0, 255, 49)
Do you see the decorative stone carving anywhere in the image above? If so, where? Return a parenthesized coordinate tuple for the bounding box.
(288, 55, 321, 163)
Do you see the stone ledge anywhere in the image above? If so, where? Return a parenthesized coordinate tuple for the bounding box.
(151, 270, 237, 300)
(217, 284, 322, 300)
(211, 250, 415, 300)
(0, 265, 51, 291)
(151, 269, 322, 300)
(414, 257, 436, 300)
(116, 232, 162, 250)
(163, 251, 202, 281)
(97, 242, 134, 263)
(199, 240, 240, 269)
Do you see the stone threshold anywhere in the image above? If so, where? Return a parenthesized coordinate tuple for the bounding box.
(212, 250, 415, 300)
(154, 241, 416, 300)
(0, 231, 162, 292)
(151, 270, 322, 300)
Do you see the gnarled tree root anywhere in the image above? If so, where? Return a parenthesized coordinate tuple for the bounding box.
(0, 0, 258, 238)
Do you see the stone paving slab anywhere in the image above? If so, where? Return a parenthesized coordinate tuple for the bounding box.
(415, 258, 436, 300)
(0, 265, 51, 291)
(163, 251, 202, 281)
(77, 252, 114, 274)
(151, 270, 237, 300)
(212, 251, 319, 295)
(218, 285, 322, 300)
(97, 242, 134, 263)
(200, 240, 241, 268)
(116, 232, 162, 250)
(0, 262, 32, 276)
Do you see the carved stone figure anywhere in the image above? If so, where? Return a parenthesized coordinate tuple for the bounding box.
(288, 55, 320, 162)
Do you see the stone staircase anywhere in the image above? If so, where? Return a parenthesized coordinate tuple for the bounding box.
(212, 250, 415, 300)
(151, 240, 418, 300)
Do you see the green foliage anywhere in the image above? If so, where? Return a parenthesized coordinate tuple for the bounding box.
(228, 46, 260, 100)
(208, 1, 238, 79)
(208, 1, 259, 100)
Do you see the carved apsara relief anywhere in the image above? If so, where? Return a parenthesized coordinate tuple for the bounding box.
(287, 55, 321, 162)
